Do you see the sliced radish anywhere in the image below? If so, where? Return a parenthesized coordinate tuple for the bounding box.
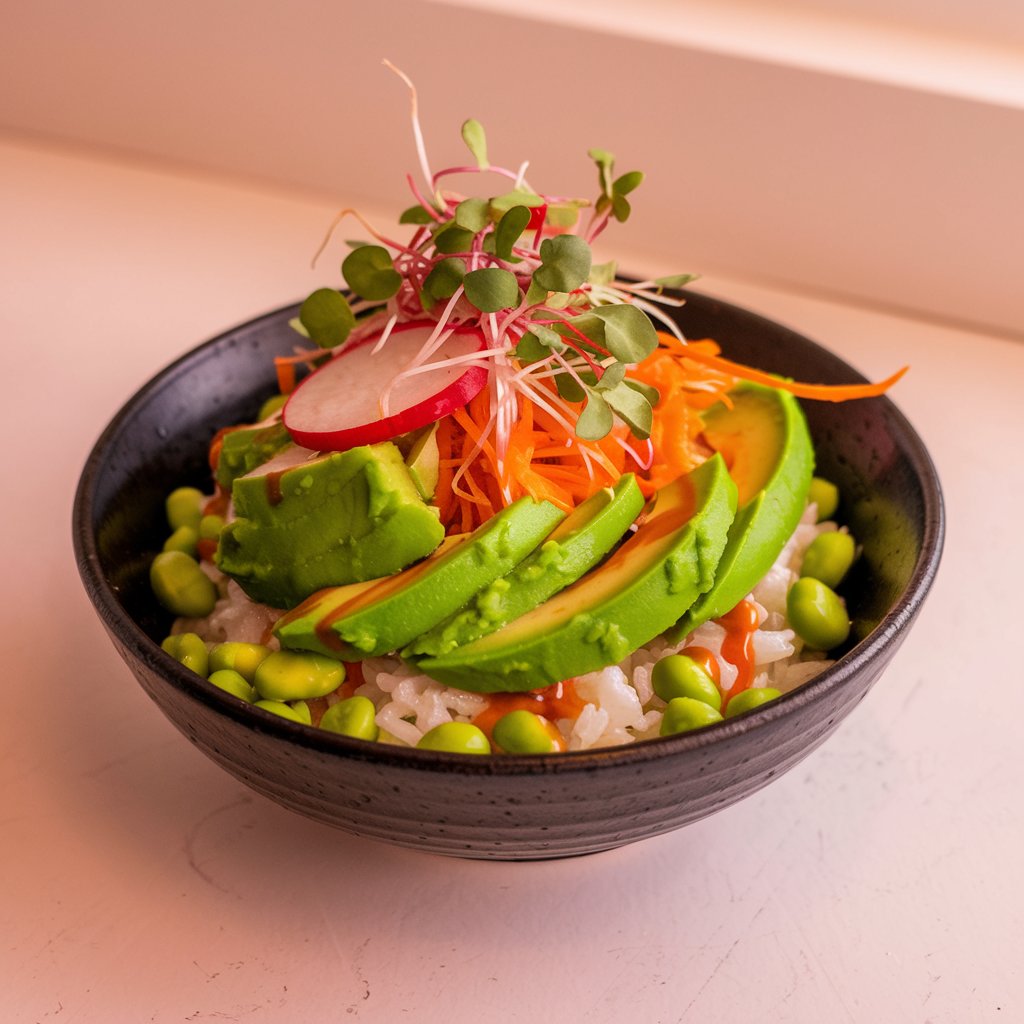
(283, 320, 488, 452)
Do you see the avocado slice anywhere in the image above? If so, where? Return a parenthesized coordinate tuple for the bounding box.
(404, 474, 646, 660)
(214, 420, 291, 489)
(216, 442, 445, 608)
(668, 383, 814, 640)
(273, 496, 566, 659)
(404, 423, 440, 501)
(416, 454, 737, 693)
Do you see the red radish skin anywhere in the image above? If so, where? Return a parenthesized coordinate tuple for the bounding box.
(284, 321, 488, 452)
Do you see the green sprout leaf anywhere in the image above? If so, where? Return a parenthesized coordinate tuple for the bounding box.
(594, 361, 627, 390)
(514, 333, 549, 364)
(495, 205, 531, 259)
(533, 234, 592, 293)
(422, 257, 466, 303)
(577, 304, 658, 363)
(652, 273, 699, 290)
(298, 288, 355, 349)
(556, 373, 587, 403)
(602, 380, 654, 439)
(613, 170, 644, 196)
(454, 198, 490, 233)
(433, 223, 477, 254)
(341, 245, 402, 301)
(576, 392, 614, 440)
(624, 378, 660, 407)
(611, 194, 632, 222)
(489, 190, 544, 218)
(399, 204, 435, 225)
(545, 201, 585, 230)
(589, 261, 618, 286)
(589, 148, 615, 200)
(461, 118, 489, 169)
(463, 267, 520, 312)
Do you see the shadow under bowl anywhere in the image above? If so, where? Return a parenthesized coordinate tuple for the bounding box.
(73, 291, 944, 860)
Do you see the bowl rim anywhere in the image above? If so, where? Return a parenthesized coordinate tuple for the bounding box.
(73, 291, 945, 776)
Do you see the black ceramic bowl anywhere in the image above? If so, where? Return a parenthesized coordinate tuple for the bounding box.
(73, 292, 943, 860)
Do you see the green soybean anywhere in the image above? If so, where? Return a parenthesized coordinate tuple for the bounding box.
(660, 697, 723, 736)
(493, 710, 558, 754)
(801, 531, 856, 589)
(651, 654, 722, 710)
(208, 642, 272, 682)
(808, 477, 840, 522)
(150, 551, 218, 617)
(161, 632, 209, 676)
(254, 699, 312, 724)
(253, 651, 344, 702)
(320, 696, 380, 741)
(258, 393, 288, 421)
(198, 514, 226, 541)
(725, 687, 781, 718)
(417, 722, 491, 754)
(165, 486, 205, 531)
(208, 668, 257, 702)
(162, 525, 199, 556)
(787, 577, 850, 650)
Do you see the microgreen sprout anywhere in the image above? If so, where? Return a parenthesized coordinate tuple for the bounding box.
(296, 64, 701, 490)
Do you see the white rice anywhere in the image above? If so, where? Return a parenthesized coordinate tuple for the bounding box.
(177, 501, 848, 751)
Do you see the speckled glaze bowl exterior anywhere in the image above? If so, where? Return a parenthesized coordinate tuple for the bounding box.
(74, 292, 944, 860)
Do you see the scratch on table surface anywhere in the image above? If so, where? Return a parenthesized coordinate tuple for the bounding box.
(675, 899, 772, 1022)
(320, 907, 372, 1012)
(182, 795, 253, 897)
(897, 674, 929, 719)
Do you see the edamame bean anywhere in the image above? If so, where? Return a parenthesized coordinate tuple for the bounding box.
(320, 696, 379, 741)
(208, 642, 271, 682)
(660, 697, 723, 736)
(801, 531, 856, 589)
(253, 650, 344, 702)
(150, 551, 218, 617)
(417, 722, 491, 754)
(198, 514, 225, 541)
(651, 654, 722, 710)
(208, 668, 257, 702)
(725, 687, 781, 718)
(493, 710, 559, 754)
(254, 699, 311, 724)
(787, 577, 850, 650)
(161, 632, 209, 676)
(165, 486, 205, 531)
(162, 525, 199, 556)
(257, 393, 288, 421)
(808, 477, 840, 522)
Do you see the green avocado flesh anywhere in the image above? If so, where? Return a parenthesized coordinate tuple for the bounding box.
(273, 496, 566, 659)
(214, 420, 291, 489)
(415, 454, 737, 693)
(668, 383, 814, 640)
(403, 473, 646, 660)
(216, 442, 445, 608)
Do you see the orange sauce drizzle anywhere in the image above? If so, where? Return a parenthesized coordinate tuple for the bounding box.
(472, 679, 587, 752)
(678, 644, 721, 686)
(717, 599, 761, 711)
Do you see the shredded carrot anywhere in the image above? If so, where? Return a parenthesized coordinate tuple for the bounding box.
(658, 332, 909, 402)
(274, 358, 297, 395)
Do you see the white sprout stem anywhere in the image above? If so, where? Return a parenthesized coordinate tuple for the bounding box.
(384, 348, 507, 379)
(382, 60, 433, 194)
(310, 207, 419, 268)
(628, 294, 687, 341)
(370, 313, 399, 355)
(612, 433, 655, 472)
